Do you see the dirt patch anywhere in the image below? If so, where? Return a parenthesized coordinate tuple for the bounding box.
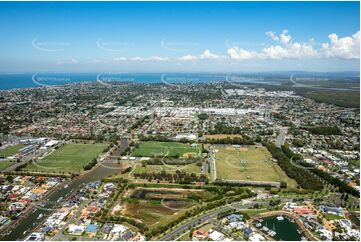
(226, 147, 235, 151)
(239, 147, 249, 152)
(205, 134, 242, 140)
(182, 152, 197, 158)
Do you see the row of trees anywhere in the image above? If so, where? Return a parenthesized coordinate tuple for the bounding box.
(304, 125, 342, 135)
(281, 144, 359, 197)
(281, 143, 303, 161)
(138, 134, 171, 142)
(208, 122, 243, 135)
(133, 170, 209, 184)
(206, 136, 254, 145)
(263, 142, 324, 190)
(83, 158, 97, 170)
(311, 168, 359, 197)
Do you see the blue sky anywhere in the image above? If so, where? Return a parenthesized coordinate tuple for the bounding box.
(0, 1, 359, 72)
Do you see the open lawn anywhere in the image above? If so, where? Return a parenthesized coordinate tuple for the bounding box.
(123, 202, 190, 228)
(118, 187, 209, 229)
(177, 231, 192, 241)
(0, 144, 26, 157)
(134, 163, 204, 175)
(132, 141, 201, 158)
(215, 145, 297, 187)
(109, 162, 209, 182)
(0, 160, 15, 171)
(323, 213, 345, 221)
(23, 143, 107, 173)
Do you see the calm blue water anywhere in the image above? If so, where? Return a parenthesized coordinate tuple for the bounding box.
(0, 73, 228, 90)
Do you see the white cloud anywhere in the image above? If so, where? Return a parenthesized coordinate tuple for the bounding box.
(265, 31, 279, 41)
(178, 54, 198, 61)
(130, 56, 169, 61)
(279, 30, 292, 45)
(262, 42, 317, 59)
(321, 31, 360, 59)
(200, 49, 220, 60)
(113, 57, 127, 62)
(228, 30, 317, 60)
(87, 58, 100, 63)
(150, 56, 169, 61)
(227, 47, 262, 60)
(56, 58, 78, 65)
(131, 57, 143, 61)
(228, 30, 360, 60)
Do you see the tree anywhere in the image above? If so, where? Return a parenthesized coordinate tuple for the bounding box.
(198, 113, 208, 120)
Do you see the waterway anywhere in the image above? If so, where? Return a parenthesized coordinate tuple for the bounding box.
(0, 138, 128, 240)
(261, 216, 304, 241)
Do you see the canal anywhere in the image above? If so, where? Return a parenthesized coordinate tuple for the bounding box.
(0, 138, 128, 241)
(261, 216, 304, 241)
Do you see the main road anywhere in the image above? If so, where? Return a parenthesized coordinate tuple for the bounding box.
(158, 195, 293, 241)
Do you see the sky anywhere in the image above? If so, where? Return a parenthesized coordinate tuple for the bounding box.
(0, 1, 359, 73)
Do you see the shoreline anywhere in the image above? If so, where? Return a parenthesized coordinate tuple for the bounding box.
(249, 210, 319, 241)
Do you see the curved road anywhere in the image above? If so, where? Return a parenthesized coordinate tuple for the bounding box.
(158, 196, 294, 241)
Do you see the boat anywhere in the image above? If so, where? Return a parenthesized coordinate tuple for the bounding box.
(297, 229, 302, 234)
(64, 184, 69, 188)
(256, 223, 262, 227)
(261, 226, 269, 232)
(57, 197, 63, 203)
(37, 213, 43, 220)
(268, 230, 277, 236)
(288, 218, 295, 223)
(276, 215, 284, 221)
(23, 230, 28, 235)
(301, 236, 307, 241)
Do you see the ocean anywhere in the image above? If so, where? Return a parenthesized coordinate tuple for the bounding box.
(0, 73, 229, 90)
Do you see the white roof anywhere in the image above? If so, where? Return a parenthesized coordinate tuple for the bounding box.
(250, 233, 265, 241)
(208, 230, 224, 241)
(45, 140, 59, 147)
(111, 224, 128, 234)
(68, 224, 86, 234)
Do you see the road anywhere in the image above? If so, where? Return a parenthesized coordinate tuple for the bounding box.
(159, 192, 317, 241)
(275, 127, 287, 148)
(208, 146, 217, 182)
(2, 151, 37, 172)
(158, 195, 285, 241)
(51, 200, 90, 241)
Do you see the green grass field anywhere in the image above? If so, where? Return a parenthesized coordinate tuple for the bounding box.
(0, 144, 26, 157)
(215, 145, 297, 187)
(323, 213, 345, 221)
(177, 231, 192, 241)
(119, 187, 212, 229)
(134, 163, 205, 175)
(123, 201, 191, 228)
(132, 141, 201, 158)
(23, 143, 107, 173)
(107, 161, 209, 181)
(0, 160, 15, 171)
